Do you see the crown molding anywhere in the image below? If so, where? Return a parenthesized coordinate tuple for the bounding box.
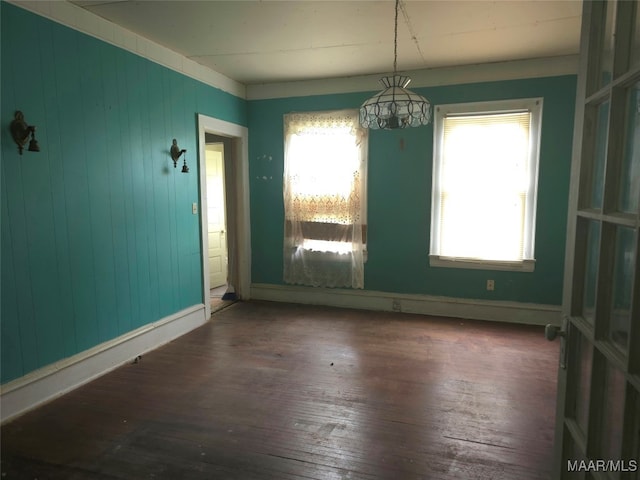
(6, 1, 578, 102)
(6, 0, 247, 99)
(246, 55, 579, 100)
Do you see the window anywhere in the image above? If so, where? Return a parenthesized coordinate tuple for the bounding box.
(430, 98, 543, 272)
(283, 110, 368, 288)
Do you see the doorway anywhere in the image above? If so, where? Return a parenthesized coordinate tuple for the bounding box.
(205, 141, 229, 310)
(197, 114, 251, 319)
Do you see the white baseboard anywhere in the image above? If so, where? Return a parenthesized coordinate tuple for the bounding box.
(0, 304, 208, 424)
(250, 283, 562, 327)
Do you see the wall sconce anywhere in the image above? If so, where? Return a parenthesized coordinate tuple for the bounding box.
(10, 111, 40, 155)
(170, 138, 189, 173)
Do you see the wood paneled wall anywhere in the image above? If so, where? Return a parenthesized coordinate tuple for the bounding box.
(0, 3, 247, 384)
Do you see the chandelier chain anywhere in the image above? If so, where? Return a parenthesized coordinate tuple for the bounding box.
(393, 0, 399, 74)
(358, 0, 431, 129)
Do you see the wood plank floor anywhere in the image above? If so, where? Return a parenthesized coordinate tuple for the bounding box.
(1, 301, 559, 480)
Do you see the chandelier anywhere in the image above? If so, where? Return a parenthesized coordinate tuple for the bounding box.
(359, 0, 431, 130)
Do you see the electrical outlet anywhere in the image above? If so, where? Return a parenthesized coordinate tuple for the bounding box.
(486, 279, 495, 291)
(392, 299, 401, 312)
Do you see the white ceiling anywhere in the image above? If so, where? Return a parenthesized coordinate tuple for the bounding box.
(70, 0, 583, 86)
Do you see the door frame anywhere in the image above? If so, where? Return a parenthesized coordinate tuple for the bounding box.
(197, 114, 251, 318)
(551, 1, 591, 471)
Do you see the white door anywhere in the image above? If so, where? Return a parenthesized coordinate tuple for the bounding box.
(206, 144, 228, 289)
(551, 1, 640, 477)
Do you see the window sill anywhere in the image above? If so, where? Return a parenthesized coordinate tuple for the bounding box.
(429, 255, 535, 272)
(296, 247, 368, 263)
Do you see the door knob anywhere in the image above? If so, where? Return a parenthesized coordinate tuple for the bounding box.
(546, 316, 569, 369)
(545, 324, 565, 341)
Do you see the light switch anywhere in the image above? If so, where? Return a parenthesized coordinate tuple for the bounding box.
(192, 202, 198, 215)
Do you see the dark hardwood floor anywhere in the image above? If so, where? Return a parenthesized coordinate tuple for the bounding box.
(1, 301, 559, 479)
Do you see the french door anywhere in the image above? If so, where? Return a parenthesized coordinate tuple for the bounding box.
(552, 0, 640, 478)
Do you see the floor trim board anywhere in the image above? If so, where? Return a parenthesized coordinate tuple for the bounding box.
(250, 283, 561, 326)
(0, 304, 208, 424)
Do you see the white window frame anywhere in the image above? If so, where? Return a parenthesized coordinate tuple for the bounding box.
(283, 109, 368, 289)
(429, 98, 543, 272)
(283, 110, 368, 253)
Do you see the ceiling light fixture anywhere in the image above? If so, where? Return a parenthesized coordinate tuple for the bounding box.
(359, 0, 431, 130)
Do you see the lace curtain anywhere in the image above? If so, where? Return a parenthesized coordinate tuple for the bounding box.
(283, 110, 368, 289)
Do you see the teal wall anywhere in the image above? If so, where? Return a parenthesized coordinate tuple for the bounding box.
(0, 2, 576, 386)
(1, 3, 247, 384)
(248, 75, 576, 305)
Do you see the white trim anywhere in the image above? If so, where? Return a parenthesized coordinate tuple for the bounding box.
(0, 304, 208, 424)
(429, 256, 536, 272)
(251, 283, 561, 327)
(7, 1, 578, 102)
(247, 56, 579, 100)
(197, 114, 251, 310)
(7, 0, 246, 99)
(430, 97, 543, 267)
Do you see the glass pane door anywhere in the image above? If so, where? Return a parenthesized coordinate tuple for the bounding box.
(555, 0, 640, 478)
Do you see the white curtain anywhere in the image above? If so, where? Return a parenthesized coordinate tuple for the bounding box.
(283, 110, 368, 289)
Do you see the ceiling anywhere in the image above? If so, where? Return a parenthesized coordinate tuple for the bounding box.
(70, 0, 583, 86)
